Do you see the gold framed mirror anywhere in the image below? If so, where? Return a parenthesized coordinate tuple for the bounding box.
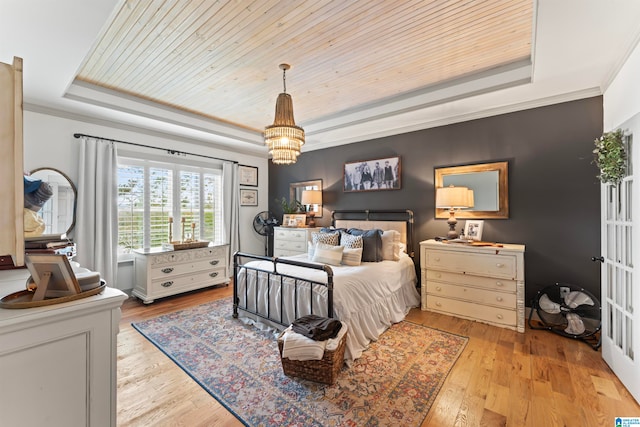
(290, 179, 323, 218)
(435, 161, 508, 219)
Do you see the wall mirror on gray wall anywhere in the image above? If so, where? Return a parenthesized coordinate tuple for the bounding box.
(290, 179, 323, 218)
(435, 161, 509, 219)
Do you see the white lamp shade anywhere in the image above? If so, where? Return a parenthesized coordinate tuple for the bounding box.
(466, 189, 474, 208)
(301, 189, 322, 205)
(436, 186, 471, 208)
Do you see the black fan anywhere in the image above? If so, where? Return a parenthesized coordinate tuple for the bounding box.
(529, 283, 601, 350)
(253, 211, 278, 256)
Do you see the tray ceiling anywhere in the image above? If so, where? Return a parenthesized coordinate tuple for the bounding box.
(74, 0, 533, 139)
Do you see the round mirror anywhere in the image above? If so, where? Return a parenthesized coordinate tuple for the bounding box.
(28, 168, 77, 236)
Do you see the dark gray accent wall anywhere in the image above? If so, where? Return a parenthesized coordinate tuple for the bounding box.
(269, 97, 603, 306)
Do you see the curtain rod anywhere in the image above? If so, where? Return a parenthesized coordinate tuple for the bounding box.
(73, 133, 238, 164)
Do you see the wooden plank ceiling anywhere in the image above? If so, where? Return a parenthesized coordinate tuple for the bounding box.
(76, 0, 533, 132)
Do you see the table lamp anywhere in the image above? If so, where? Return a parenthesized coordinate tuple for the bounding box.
(435, 185, 473, 239)
(301, 189, 322, 227)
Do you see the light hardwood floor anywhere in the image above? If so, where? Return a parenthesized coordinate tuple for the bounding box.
(117, 286, 640, 426)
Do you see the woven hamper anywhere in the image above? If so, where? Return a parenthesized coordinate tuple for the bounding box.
(277, 330, 347, 384)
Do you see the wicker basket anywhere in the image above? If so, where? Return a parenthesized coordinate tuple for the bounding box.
(277, 330, 347, 384)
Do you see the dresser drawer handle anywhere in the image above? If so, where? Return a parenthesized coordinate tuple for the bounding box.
(435, 286, 442, 291)
(161, 267, 174, 274)
(435, 273, 441, 278)
(161, 281, 173, 287)
(435, 301, 442, 307)
(496, 296, 503, 302)
(496, 263, 504, 268)
(496, 281, 504, 287)
(209, 272, 219, 278)
(496, 314, 503, 320)
(434, 257, 441, 262)
(210, 260, 219, 266)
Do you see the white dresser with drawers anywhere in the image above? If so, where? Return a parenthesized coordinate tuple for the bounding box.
(133, 244, 229, 303)
(273, 227, 320, 257)
(420, 239, 525, 332)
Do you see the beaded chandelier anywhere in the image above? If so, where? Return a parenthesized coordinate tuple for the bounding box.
(264, 64, 305, 165)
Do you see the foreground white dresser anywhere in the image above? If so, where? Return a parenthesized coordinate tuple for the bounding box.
(0, 269, 127, 427)
(133, 244, 229, 304)
(420, 239, 525, 332)
(273, 227, 319, 257)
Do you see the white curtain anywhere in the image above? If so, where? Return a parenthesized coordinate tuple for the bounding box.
(223, 161, 240, 272)
(75, 136, 118, 288)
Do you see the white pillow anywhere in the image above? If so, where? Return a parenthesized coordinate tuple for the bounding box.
(307, 241, 315, 259)
(312, 243, 344, 266)
(381, 230, 401, 261)
(341, 247, 363, 266)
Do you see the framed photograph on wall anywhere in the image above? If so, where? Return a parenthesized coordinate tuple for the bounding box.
(238, 165, 258, 186)
(464, 220, 484, 241)
(344, 156, 401, 192)
(240, 189, 258, 206)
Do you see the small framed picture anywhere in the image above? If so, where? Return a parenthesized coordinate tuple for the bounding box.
(464, 220, 484, 241)
(240, 189, 258, 206)
(238, 165, 258, 186)
(282, 214, 307, 227)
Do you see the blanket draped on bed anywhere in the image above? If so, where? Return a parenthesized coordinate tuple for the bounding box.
(236, 254, 420, 361)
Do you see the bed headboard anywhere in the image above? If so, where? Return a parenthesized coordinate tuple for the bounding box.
(331, 210, 415, 258)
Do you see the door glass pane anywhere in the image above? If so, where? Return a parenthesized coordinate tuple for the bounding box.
(608, 303, 613, 339)
(607, 263, 614, 298)
(617, 308, 623, 348)
(627, 315, 634, 360)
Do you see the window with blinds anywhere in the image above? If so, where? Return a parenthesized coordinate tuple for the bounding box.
(117, 156, 223, 256)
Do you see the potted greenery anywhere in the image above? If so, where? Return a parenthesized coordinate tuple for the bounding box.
(593, 129, 626, 185)
(276, 196, 304, 214)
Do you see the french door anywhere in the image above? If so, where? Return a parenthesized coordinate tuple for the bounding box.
(600, 121, 639, 404)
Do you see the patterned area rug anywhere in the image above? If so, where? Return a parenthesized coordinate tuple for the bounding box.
(132, 297, 468, 426)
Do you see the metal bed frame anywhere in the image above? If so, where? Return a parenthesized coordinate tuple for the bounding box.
(232, 209, 414, 329)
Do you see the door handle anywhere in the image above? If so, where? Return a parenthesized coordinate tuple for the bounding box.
(591, 256, 604, 263)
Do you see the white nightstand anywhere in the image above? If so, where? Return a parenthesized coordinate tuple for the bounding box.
(273, 227, 320, 257)
(420, 239, 525, 332)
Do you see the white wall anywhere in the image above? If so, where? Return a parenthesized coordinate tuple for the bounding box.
(23, 109, 269, 291)
(604, 35, 640, 130)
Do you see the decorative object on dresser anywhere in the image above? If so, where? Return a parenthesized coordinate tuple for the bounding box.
(1, 254, 104, 308)
(420, 239, 525, 332)
(273, 226, 319, 257)
(132, 245, 229, 304)
(435, 161, 509, 219)
(343, 156, 401, 192)
(463, 220, 484, 241)
(435, 186, 474, 239)
(161, 216, 210, 251)
(282, 214, 307, 228)
(301, 189, 322, 227)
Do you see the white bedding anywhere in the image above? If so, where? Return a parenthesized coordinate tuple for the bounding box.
(235, 253, 420, 362)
